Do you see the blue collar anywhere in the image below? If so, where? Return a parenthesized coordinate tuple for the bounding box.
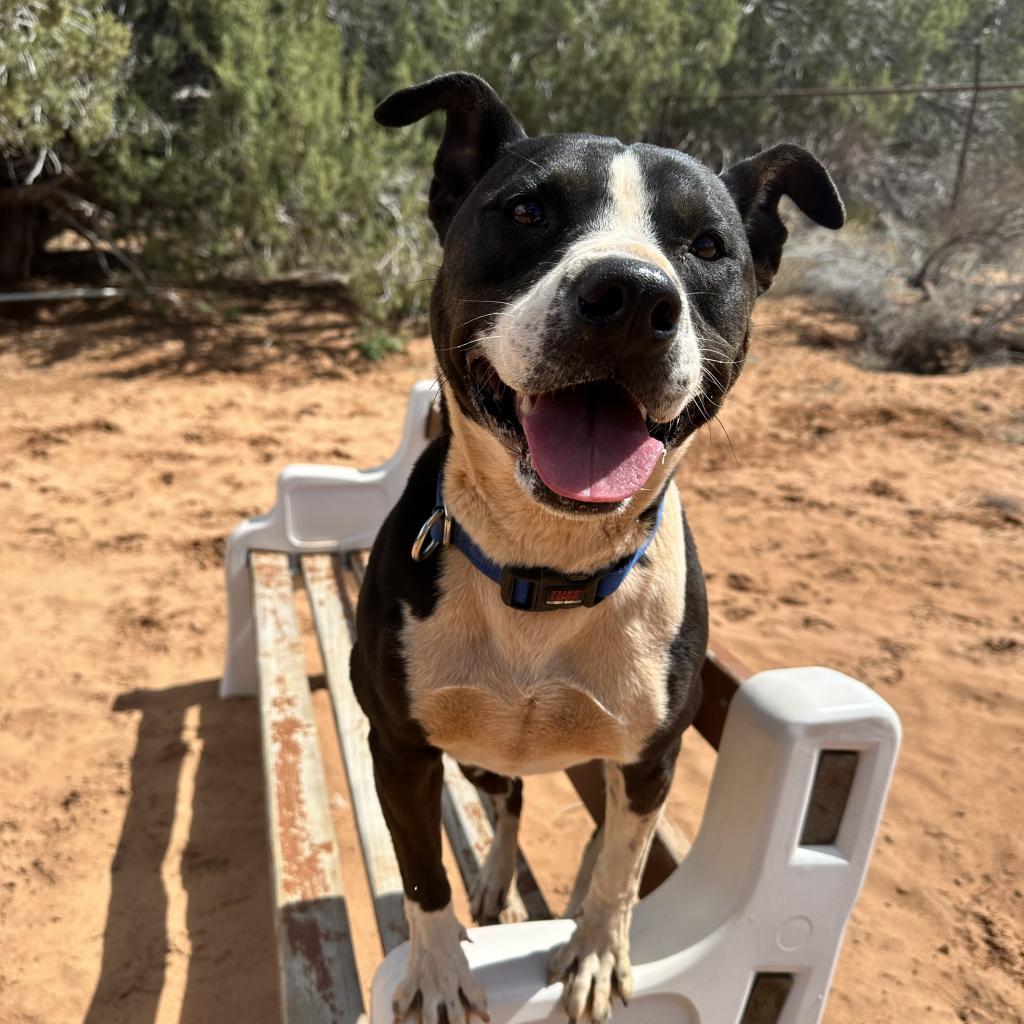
(411, 469, 667, 612)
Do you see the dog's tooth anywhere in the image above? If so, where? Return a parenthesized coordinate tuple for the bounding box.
(519, 394, 535, 417)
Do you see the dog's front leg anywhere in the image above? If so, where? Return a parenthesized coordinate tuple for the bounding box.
(458, 764, 524, 924)
(370, 729, 489, 1024)
(548, 757, 671, 1023)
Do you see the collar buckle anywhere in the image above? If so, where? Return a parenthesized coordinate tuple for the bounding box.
(499, 565, 603, 612)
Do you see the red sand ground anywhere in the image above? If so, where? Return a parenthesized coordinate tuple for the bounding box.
(0, 292, 1021, 1023)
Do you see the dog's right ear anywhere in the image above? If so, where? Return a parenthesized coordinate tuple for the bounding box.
(375, 72, 527, 243)
(721, 144, 844, 294)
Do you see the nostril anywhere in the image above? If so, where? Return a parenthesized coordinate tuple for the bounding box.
(578, 283, 625, 322)
(651, 298, 680, 334)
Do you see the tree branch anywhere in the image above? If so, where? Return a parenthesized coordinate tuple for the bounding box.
(0, 175, 72, 207)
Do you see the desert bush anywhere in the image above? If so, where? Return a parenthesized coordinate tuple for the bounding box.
(0, 0, 131, 279)
(95, 0, 438, 320)
(0, 1, 130, 154)
(3, 0, 1022, 333)
(774, 187, 1024, 374)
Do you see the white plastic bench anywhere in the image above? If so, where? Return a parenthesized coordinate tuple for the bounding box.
(220, 381, 900, 1024)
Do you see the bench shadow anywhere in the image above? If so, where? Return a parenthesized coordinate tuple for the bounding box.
(83, 680, 278, 1024)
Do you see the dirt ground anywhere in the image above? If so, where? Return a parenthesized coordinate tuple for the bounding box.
(0, 289, 1022, 1024)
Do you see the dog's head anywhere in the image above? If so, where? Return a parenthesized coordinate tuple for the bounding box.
(376, 73, 844, 514)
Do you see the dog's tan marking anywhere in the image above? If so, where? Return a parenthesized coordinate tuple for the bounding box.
(419, 686, 628, 777)
(602, 148, 659, 254)
(402, 396, 688, 777)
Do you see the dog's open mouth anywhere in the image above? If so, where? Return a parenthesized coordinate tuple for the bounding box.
(468, 356, 665, 503)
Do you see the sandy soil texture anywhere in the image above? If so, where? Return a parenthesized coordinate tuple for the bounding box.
(0, 291, 1021, 1024)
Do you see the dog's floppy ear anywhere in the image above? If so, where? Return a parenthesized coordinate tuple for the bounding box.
(375, 72, 527, 243)
(721, 143, 844, 293)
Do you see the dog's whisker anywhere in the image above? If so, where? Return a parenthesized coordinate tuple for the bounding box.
(713, 413, 740, 466)
(450, 310, 518, 334)
(436, 338, 483, 354)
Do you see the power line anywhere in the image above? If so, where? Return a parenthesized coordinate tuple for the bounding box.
(715, 80, 1024, 101)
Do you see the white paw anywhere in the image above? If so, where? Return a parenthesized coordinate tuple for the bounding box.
(547, 909, 632, 1024)
(394, 903, 490, 1024)
(469, 839, 518, 924)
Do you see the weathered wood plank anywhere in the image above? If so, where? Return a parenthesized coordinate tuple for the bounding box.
(251, 551, 364, 1024)
(348, 549, 369, 585)
(441, 755, 552, 922)
(695, 644, 749, 750)
(301, 553, 408, 953)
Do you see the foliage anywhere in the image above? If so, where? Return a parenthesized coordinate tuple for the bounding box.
(693, 0, 972, 153)
(0, 0, 131, 158)
(468, 0, 742, 140)
(1, 0, 1023, 352)
(355, 327, 407, 361)
(774, 202, 1024, 373)
(84, 0, 438, 317)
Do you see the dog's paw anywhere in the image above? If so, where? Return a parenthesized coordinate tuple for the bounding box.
(394, 905, 489, 1024)
(547, 910, 632, 1024)
(469, 837, 519, 924)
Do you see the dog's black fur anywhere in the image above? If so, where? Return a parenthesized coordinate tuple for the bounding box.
(351, 72, 843, 1024)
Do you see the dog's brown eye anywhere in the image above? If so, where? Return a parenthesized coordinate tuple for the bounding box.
(691, 234, 721, 260)
(511, 200, 544, 225)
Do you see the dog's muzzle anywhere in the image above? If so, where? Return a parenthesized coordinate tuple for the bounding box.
(573, 257, 681, 356)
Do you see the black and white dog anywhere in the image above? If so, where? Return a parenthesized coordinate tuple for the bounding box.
(352, 72, 843, 1024)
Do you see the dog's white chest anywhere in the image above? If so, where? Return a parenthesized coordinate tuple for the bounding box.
(400, 526, 686, 777)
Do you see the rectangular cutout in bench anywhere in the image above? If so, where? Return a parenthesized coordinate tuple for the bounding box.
(800, 750, 860, 846)
(739, 972, 794, 1023)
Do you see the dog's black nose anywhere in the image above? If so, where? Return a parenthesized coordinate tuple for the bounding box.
(574, 258, 681, 346)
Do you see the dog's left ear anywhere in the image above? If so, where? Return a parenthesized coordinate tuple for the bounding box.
(721, 143, 845, 293)
(375, 72, 527, 243)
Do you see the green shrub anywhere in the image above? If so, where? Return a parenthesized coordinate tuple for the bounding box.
(0, 0, 130, 154)
(355, 328, 407, 361)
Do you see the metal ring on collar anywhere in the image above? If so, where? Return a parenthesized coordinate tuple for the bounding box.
(411, 506, 450, 561)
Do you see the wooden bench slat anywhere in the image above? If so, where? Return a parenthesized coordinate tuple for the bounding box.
(301, 553, 409, 953)
(695, 645, 748, 750)
(348, 549, 369, 585)
(251, 551, 364, 1024)
(440, 755, 552, 922)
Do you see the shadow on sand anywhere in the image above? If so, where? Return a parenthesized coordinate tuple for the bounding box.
(0, 282, 367, 380)
(83, 679, 278, 1024)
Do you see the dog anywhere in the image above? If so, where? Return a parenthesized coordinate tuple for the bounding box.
(351, 71, 844, 1024)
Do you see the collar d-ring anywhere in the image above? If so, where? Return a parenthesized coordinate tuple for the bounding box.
(411, 505, 450, 561)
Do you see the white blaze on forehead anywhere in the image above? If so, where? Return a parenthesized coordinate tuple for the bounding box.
(584, 148, 679, 286)
(601, 149, 657, 243)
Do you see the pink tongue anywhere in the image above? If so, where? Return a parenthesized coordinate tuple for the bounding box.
(519, 382, 664, 502)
